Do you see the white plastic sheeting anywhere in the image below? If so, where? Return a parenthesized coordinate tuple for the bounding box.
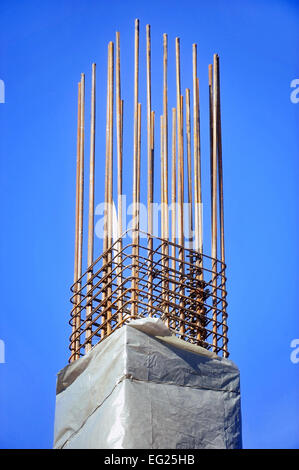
(54, 318, 242, 449)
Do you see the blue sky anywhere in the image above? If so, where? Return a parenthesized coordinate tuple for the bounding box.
(0, 0, 298, 449)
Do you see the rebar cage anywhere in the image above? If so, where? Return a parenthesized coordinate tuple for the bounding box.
(70, 21, 229, 363)
(69, 230, 228, 362)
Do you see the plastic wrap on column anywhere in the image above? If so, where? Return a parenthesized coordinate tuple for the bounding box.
(54, 318, 242, 449)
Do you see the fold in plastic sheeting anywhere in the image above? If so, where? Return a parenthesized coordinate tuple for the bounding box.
(54, 318, 242, 449)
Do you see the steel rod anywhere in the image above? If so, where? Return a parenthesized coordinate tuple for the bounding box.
(116, 31, 123, 321)
(215, 54, 227, 357)
(71, 81, 82, 362)
(196, 75, 203, 254)
(163, 33, 169, 322)
(103, 43, 113, 337)
(163, 33, 169, 241)
(175, 37, 185, 336)
(136, 101, 141, 306)
(192, 45, 203, 255)
(148, 110, 155, 315)
(185, 88, 193, 249)
(74, 73, 85, 356)
(107, 42, 114, 335)
(78, 73, 85, 284)
(171, 107, 177, 328)
(146, 24, 154, 317)
(192, 47, 204, 342)
(85, 63, 96, 352)
(208, 63, 214, 282)
(212, 55, 218, 352)
(131, 19, 139, 316)
(161, 115, 165, 240)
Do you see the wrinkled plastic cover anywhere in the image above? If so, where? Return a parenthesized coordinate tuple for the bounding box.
(54, 318, 242, 449)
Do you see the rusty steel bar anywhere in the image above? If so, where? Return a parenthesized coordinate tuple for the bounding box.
(163, 33, 169, 323)
(175, 37, 185, 337)
(146, 24, 154, 317)
(103, 48, 110, 254)
(171, 107, 177, 327)
(136, 101, 141, 309)
(180, 93, 185, 337)
(116, 31, 123, 321)
(131, 19, 139, 317)
(192, 45, 203, 255)
(171, 107, 177, 250)
(185, 88, 193, 249)
(116, 32, 122, 243)
(85, 63, 96, 352)
(163, 33, 169, 241)
(148, 110, 155, 315)
(211, 55, 218, 352)
(106, 42, 114, 335)
(108, 43, 114, 250)
(196, 73, 205, 342)
(192, 46, 204, 342)
(78, 73, 85, 285)
(71, 81, 82, 362)
(74, 73, 85, 358)
(196, 75, 203, 253)
(175, 39, 183, 248)
(160, 114, 167, 322)
(215, 54, 227, 357)
(160, 115, 165, 239)
(208, 64, 213, 229)
(102, 43, 112, 338)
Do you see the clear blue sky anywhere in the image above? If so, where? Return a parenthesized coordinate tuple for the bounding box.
(0, 0, 298, 449)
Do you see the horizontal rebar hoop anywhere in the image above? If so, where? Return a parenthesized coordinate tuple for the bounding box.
(69, 229, 228, 362)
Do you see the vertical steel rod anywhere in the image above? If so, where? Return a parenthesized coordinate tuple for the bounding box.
(196, 75, 203, 254)
(175, 37, 185, 336)
(160, 115, 165, 240)
(171, 107, 177, 327)
(107, 42, 114, 335)
(160, 114, 167, 322)
(215, 54, 227, 357)
(131, 19, 139, 316)
(193, 46, 204, 342)
(85, 63, 96, 352)
(103, 43, 113, 337)
(146, 24, 154, 316)
(212, 55, 218, 352)
(72, 81, 82, 362)
(74, 73, 85, 358)
(185, 88, 193, 248)
(136, 101, 141, 296)
(192, 45, 203, 255)
(116, 31, 123, 320)
(102, 46, 111, 339)
(163, 33, 169, 322)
